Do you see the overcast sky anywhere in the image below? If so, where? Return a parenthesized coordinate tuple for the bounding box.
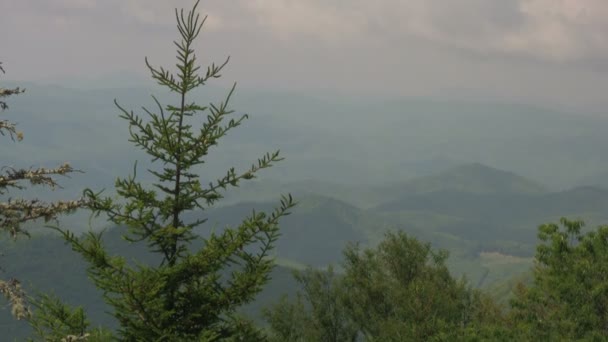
(2, 0, 608, 113)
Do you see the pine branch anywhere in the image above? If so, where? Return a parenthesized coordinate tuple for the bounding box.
(0, 198, 87, 237)
(0, 62, 25, 111)
(0, 278, 30, 320)
(199, 151, 284, 207)
(0, 120, 22, 140)
(0, 163, 80, 191)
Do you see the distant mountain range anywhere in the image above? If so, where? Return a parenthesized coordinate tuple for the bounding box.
(4, 81, 608, 338)
(4, 161, 608, 339)
(177, 162, 608, 295)
(380, 162, 548, 196)
(5, 81, 608, 191)
(212, 163, 608, 256)
(374, 164, 608, 246)
(221, 162, 546, 209)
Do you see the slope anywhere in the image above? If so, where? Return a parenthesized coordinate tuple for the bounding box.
(374, 165, 608, 256)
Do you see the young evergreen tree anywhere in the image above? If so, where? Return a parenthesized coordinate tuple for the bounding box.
(30, 1, 294, 340)
(0, 62, 84, 322)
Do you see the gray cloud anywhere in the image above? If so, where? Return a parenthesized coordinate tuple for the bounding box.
(244, 0, 608, 62)
(2, 0, 608, 114)
(4, 0, 608, 63)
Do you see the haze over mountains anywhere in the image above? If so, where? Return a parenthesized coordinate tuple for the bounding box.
(5, 81, 608, 195)
(4, 80, 608, 257)
(5, 155, 608, 337)
(4, 79, 608, 338)
(5, 80, 608, 263)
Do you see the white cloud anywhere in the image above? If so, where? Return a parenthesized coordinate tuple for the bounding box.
(7, 0, 607, 61)
(245, 1, 369, 42)
(506, 0, 608, 61)
(118, 0, 224, 30)
(244, 0, 608, 62)
(58, 0, 96, 9)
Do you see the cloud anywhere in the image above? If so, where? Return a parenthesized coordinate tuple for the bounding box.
(54, 0, 96, 9)
(244, 0, 608, 62)
(2, 0, 608, 93)
(5, 0, 607, 61)
(108, 0, 223, 31)
(2, 0, 225, 32)
(245, 1, 370, 42)
(505, 0, 608, 61)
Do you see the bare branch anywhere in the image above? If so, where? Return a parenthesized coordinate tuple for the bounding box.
(0, 198, 88, 238)
(0, 163, 81, 191)
(0, 278, 30, 320)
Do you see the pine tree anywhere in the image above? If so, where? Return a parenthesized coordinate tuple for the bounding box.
(31, 1, 294, 340)
(0, 62, 84, 322)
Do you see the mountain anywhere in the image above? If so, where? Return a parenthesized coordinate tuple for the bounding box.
(576, 170, 608, 190)
(220, 179, 393, 210)
(198, 189, 542, 288)
(377, 185, 608, 226)
(199, 195, 372, 267)
(375, 167, 608, 256)
(11, 168, 608, 339)
(382, 163, 547, 197)
(219, 162, 543, 210)
(7, 81, 608, 198)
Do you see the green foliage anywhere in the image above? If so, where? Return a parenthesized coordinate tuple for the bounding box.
(28, 293, 112, 342)
(29, 1, 294, 340)
(340, 231, 502, 341)
(264, 231, 507, 341)
(263, 295, 307, 342)
(264, 266, 358, 342)
(510, 218, 608, 340)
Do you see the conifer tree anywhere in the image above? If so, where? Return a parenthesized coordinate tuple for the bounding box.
(32, 1, 294, 340)
(0, 62, 84, 322)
